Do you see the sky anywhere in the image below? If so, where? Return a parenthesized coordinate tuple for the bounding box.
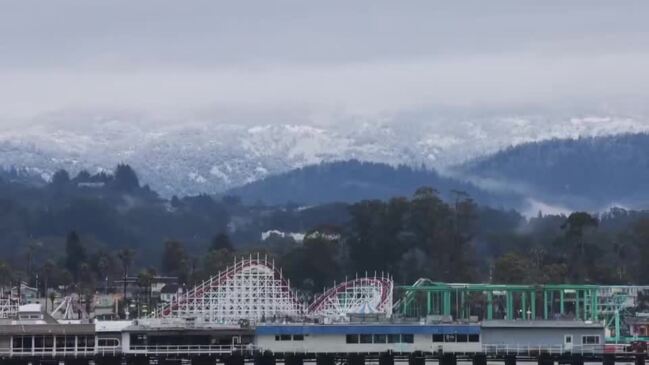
(1, 0, 649, 128)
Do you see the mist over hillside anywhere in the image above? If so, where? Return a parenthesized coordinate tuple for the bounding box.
(228, 160, 519, 207)
(457, 133, 649, 212)
(4, 162, 649, 288)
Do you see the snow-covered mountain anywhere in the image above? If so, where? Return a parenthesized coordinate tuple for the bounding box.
(0, 115, 647, 196)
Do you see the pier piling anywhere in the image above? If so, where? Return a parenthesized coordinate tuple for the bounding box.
(636, 354, 646, 365)
(285, 354, 304, 365)
(408, 352, 425, 365)
(316, 354, 335, 365)
(570, 354, 584, 365)
(379, 352, 394, 365)
(441, 353, 457, 365)
(225, 353, 244, 365)
(472, 353, 487, 365)
(348, 353, 365, 365)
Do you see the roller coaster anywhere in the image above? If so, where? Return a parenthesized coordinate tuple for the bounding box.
(153, 254, 394, 323)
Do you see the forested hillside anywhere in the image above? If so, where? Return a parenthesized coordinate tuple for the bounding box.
(228, 160, 519, 207)
(0, 164, 349, 279)
(459, 133, 649, 210)
(2, 163, 649, 298)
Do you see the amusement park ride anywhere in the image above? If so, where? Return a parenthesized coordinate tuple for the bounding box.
(152, 254, 394, 323)
(0, 253, 647, 344)
(2, 253, 649, 364)
(142, 253, 646, 344)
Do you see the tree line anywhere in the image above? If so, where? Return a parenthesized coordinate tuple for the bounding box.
(3, 164, 649, 303)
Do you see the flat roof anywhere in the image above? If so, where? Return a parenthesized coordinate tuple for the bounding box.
(0, 323, 95, 335)
(124, 325, 253, 335)
(256, 324, 480, 335)
(481, 320, 604, 329)
(96, 320, 133, 332)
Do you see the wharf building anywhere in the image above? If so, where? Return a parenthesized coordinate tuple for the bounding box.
(0, 255, 643, 365)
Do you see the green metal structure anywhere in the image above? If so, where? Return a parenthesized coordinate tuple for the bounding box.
(395, 281, 636, 342)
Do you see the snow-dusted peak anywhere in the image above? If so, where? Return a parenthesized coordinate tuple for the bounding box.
(0, 114, 647, 196)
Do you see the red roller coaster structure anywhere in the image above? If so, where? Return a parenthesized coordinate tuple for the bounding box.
(153, 255, 394, 323)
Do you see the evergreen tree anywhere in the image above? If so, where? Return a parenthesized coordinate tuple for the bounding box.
(112, 164, 140, 192)
(51, 169, 70, 186)
(210, 233, 233, 252)
(65, 231, 86, 281)
(161, 240, 189, 283)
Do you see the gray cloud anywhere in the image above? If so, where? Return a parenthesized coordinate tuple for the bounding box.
(1, 0, 648, 124)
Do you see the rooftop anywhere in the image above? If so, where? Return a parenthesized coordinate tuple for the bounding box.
(481, 320, 604, 329)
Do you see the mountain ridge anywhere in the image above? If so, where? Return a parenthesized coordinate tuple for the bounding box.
(456, 132, 649, 211)
(226, 159, 516, 206)
(0, 115, 647, 198)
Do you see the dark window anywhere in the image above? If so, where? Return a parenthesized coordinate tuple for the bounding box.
(23, 336, 33, 350)
(346, 334, 359, 344)
(469, 334, 480, 343)
(360, 334, 373, 344)
(456, 334, 468, 343)
(444, 334, 456, 343)
(44, 336, 54, 348)
(582, 336, 600, 345)
(373, 334, 387, 344)
(433, 334, 444, 342)
(388, 334, 400, 343)
(275, 335, 280, 341)
(293, 335, 304, 341)
(34, 336, 44, 349)
(280, 335, 291, 341)
(78, 336, 86, 347)
(13, 336, 31, 352)
(98, 338, 120, 347)
(130, 334, 147, 347)
(55, 336, 66, 349)
(65, 336, 75, 349)
(402, 334, 414, 344)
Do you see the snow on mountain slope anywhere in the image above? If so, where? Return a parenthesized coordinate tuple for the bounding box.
(0, 115, 647, 196)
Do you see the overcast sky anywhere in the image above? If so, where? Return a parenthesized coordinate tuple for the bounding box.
(1, 0, 649, 126)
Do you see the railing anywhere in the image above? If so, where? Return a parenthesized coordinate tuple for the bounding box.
(0, 347, 97, 357)
(0, 344, 256, 357)
(128, 344, 256, 355)
(482, 344, 608, 356)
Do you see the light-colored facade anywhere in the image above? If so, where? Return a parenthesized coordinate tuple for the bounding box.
(255, 324, 482, 354)
(481, 320, 605, 353)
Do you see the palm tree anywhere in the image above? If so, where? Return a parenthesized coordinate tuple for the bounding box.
(0, 261, 13, 295)
(96, 255, 111, 294)
(48, 292, 56, 313)
(41, 260, 55, 310)
(117, 249, 135, 299)
(25, 240, 43, 285)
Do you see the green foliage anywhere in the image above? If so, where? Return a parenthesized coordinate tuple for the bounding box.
(161, 240, 189, 283)
(493, 253, 531, 284)
(210, 233, 233, 252)
(199, 249, 234, 283)
(5, 162, 649, 297)
(65, 231, 86, 281)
